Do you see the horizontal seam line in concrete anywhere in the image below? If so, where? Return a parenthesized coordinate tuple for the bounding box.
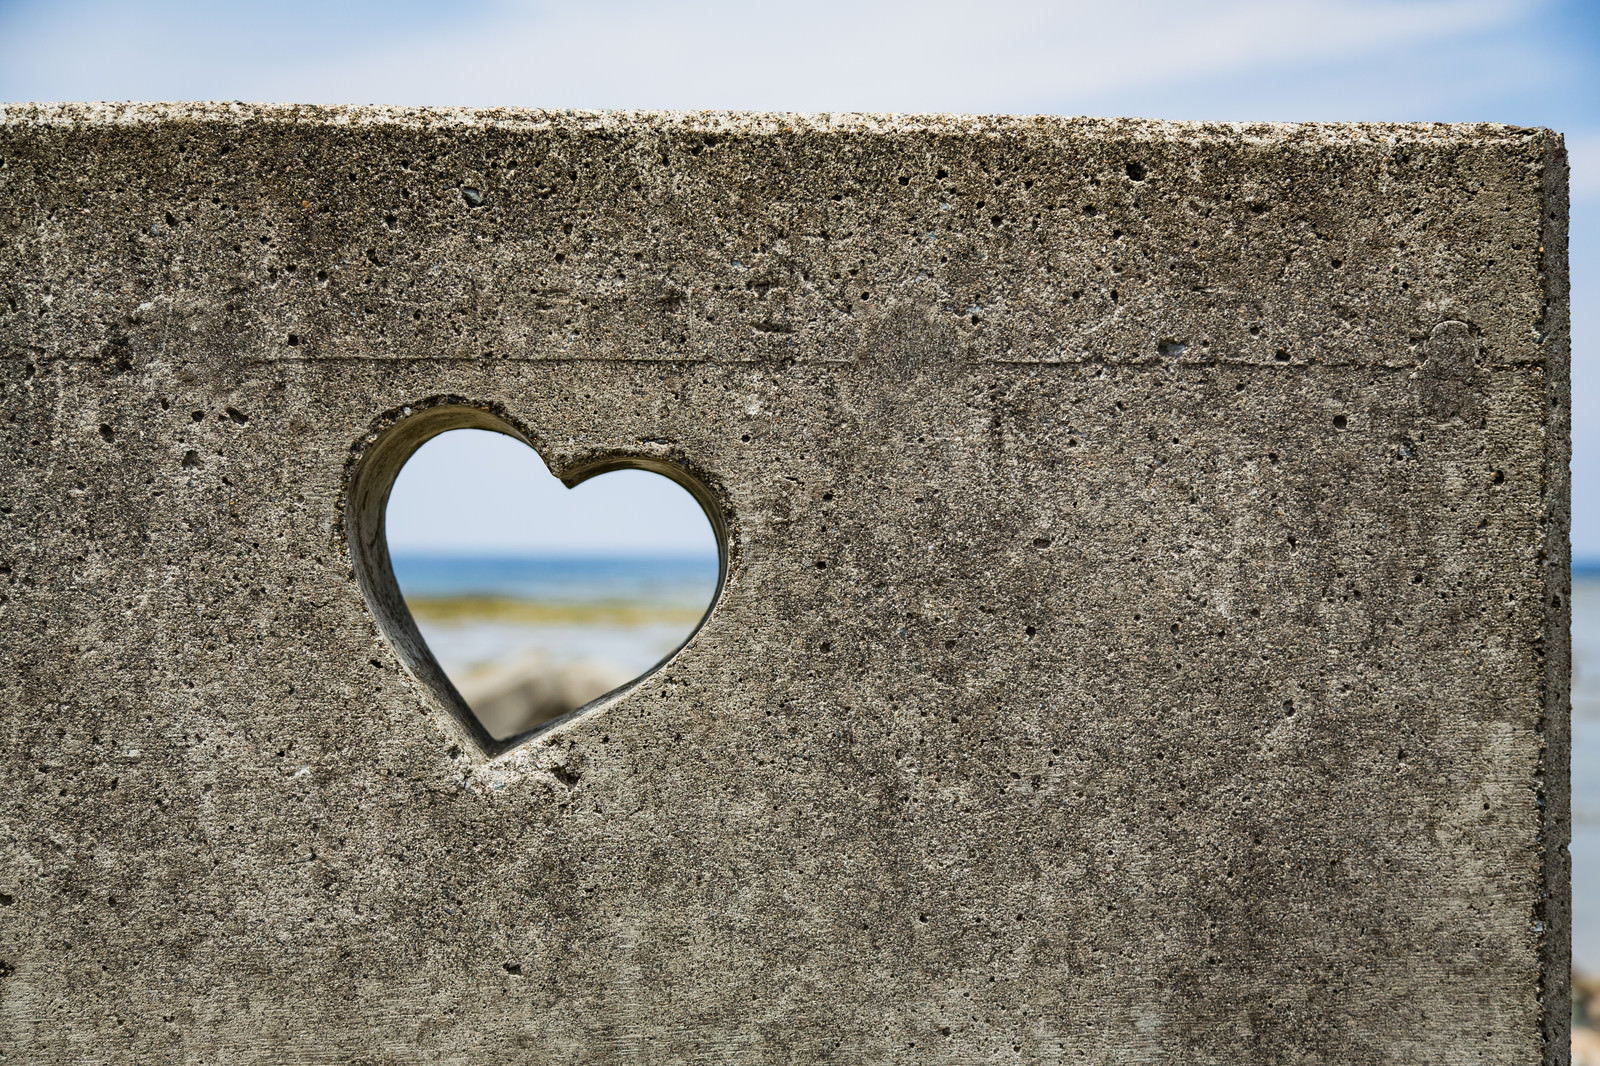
(0, 354, 1553, 370)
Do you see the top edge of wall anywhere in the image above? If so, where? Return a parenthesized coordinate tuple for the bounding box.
(0, 100, 1563, 147)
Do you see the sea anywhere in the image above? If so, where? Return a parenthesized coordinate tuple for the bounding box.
(392, 553, 722, 606)
(392, 551, 1599, 970)
(392, 552, 720, 689)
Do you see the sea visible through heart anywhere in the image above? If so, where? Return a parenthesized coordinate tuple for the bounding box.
(392, 552, 718, 739)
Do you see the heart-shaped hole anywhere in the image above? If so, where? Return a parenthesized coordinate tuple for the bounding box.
(344, 403, 725, 756)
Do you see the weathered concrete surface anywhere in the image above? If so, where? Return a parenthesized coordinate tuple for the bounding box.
(0, 104, 1570, 1063)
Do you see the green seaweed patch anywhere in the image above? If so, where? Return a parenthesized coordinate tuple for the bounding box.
(404, 595, 706, 628)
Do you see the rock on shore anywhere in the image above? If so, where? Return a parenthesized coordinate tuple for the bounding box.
(454, 653, 631, 739)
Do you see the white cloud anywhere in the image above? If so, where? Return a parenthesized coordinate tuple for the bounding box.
(261, 0, 1542, 112)
(1, 0, 1547, 114)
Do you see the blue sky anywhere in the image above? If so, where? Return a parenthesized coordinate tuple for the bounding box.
(1, 0, 1594, 554)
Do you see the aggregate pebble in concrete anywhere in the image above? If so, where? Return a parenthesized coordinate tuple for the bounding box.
(0, 103, 1571, 1063)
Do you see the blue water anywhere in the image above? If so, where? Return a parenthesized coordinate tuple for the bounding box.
(391, 553, 721, 690)
(391, 552, 719, 606)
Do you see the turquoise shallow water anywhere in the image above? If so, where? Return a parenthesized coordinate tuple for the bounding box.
(392, 552, 719, 607)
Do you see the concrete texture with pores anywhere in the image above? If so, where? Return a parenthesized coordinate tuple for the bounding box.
(0, 104, 1571, 1063)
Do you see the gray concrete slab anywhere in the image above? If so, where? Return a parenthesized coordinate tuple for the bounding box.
(0, 104, 1571, 1063)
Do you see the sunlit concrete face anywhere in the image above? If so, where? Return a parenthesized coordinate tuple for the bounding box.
(0, 104, 1570, 1063)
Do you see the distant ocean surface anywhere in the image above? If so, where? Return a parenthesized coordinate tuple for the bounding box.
(391, 552, 721, 696)
(391, 552, 720, 607)
(393, 551, 1597, 969)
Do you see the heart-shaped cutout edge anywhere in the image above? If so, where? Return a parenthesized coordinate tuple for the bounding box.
(342, 397, 730, 758)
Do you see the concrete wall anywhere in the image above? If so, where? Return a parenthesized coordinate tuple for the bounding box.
(0, 104, 1570, 1063)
